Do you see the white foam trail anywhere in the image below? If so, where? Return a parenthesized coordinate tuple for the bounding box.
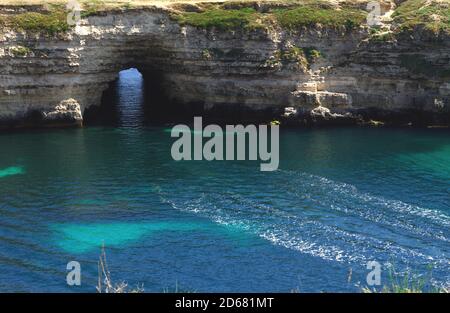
(278, 170, 450, 243)
(153, 170, 450, 284)
(159, 190, 447, 266)
(312, 173, 450, 226)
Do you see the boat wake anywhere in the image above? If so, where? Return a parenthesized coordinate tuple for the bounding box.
(155, 168, 450, 284)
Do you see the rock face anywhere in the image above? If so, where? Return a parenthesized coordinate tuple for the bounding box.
(0, 4, 449, 128)
(43, 98, 82, 126)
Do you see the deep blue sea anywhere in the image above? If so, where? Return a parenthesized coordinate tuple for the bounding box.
(0, 69, 448, 292)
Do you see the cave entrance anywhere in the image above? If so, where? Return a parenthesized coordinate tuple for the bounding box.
(84, 68, 180, 127)
(111, 68, 145, 128)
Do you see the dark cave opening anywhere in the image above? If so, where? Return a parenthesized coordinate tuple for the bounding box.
(83, 67, 282, 128)
(84, 68, 204, 127)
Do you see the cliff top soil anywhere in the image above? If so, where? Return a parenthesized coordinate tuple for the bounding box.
(0, 1, 449, 36)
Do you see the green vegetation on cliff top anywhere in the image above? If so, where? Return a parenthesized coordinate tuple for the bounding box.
(0, 1, 449, 36)
(0, 0, 135, 35)
(273, 5, 365, 30)
(0, 5, 70, 35)
(175, 0, 449, 35)
(0, 1, 368, 34)
(174, 7, 264, 30)
(174, 2, 367, 31)
(393, 0, 450, 35)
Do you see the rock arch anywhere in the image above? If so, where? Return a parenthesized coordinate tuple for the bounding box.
(0, 6, 449, 128)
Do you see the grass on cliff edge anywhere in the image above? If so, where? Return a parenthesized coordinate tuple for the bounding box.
(0, 4, 70, 35)
(0, 1, 369, 33)
(0, 1, 131, 34)
(392, 0, 450, 35)
(174, 7, 264, 30)
(174, 2, 367, 31)
(6, 1, 449, 35)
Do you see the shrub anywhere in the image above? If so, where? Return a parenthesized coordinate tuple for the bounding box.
(9, 46, 32, 57)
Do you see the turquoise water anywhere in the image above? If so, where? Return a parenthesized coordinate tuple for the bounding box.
(0, 166, 25, 178)
(0, 69, 448, 292)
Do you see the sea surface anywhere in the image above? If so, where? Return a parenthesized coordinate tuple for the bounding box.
(0, 69, 448, 292)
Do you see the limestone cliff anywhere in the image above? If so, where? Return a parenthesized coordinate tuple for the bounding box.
(0, 0, 449, 128)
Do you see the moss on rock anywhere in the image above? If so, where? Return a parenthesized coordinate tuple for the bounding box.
(9, 45, 32, 57)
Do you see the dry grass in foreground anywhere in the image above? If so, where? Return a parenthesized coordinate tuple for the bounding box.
(97, 245, 144, 293)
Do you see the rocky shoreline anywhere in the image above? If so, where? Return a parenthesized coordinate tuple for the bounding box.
(0, 1, 449, 129)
